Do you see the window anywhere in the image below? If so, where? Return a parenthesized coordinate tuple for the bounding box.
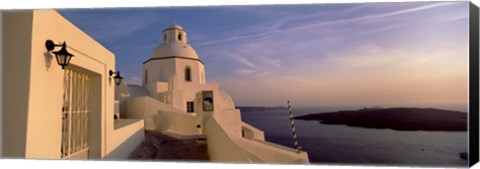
(178, 33, 182, 41)
(61, 69, 90, 158)
(164, 34, 167, 41)
(145, 70, 148, 84)
(202, 91, 214, 111)
(185, 66, 191, 82)
(187, 101, 194, 113)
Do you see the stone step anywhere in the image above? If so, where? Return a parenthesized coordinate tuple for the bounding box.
(128, 131, 209, 161)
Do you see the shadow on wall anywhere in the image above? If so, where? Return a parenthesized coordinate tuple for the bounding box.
(43, 52, 53, 70)
(103, 128, 144, 160)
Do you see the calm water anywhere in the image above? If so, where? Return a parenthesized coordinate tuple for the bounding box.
(240, 106, 468, 167)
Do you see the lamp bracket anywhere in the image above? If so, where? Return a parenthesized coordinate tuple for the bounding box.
(45, 40, 62, 51)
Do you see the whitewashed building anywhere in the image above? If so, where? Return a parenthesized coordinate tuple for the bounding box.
(119, 22, 310, 163)
(0, 9, 309, 163)
(1, 10, 144, 159)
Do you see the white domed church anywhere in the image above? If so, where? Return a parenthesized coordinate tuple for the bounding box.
(142, 22, 209, 109)
(116, 22, 309, 163)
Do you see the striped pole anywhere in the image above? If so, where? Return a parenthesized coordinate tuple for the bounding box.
(287, 100, 301, 153)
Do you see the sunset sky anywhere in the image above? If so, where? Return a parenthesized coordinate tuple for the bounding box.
(59, 1, 469, 108)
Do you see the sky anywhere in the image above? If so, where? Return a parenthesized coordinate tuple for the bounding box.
(59, 1, 469, 108)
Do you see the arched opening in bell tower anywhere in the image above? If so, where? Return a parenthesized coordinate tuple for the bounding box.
(178, 33, 183, 41)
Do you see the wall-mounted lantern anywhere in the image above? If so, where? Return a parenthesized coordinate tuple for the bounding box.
(45, 40, 74, 69)
(109, 70, 124, 86)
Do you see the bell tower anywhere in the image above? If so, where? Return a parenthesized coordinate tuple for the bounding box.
(162, 21, 187, 43)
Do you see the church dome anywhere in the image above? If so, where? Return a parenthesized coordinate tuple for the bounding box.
(165, 22, 184, 30)
(149, 42, 199, 59)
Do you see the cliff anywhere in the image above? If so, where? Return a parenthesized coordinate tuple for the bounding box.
(294, 107, 467, 131)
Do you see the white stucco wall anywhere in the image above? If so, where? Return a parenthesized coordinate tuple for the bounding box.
(127, 96, 186, 131)
(143, 58, 205, 91)
(106, 119, 144, 159)
(114, 82, 129, 118)
(26, 10, 117, 159)
(0, 10, 3, 157)
(143, 59, 175, 84)
(205, 117, 258, 162)
(2, 10, 143, 159)
(170, 83, 219, 113)
(2, 10, 34, 158)
(144, 81, 169, 100)
(157, 109, 203, 137)
(241, 122, 265, 141)
(205, 116, 309, 163)
(174, 58, 205, 84)
(214, 109, 243, 138)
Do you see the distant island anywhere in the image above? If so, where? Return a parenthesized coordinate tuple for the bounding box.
(294, 107, 467, 131)
(236, 106, 287, 112)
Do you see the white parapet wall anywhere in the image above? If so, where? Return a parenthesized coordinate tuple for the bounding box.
(205, 116, 261, 163)
(205, 115, 309, 163)
(156, 109, 203, 138)
(211, 109, 243, 138)
(241, 122, 265, 141)
(127, 96, 189, 131)
(104, 119, 145, 159)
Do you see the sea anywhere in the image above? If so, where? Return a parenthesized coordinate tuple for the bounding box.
(239, 106, 468, 167)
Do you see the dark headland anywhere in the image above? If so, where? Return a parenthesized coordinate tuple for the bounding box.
(294, 107, 467, 131)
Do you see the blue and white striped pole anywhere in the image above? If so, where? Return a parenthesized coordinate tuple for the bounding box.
(288, 100, 301, 153)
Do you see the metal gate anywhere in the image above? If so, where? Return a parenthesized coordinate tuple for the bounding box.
(61, 69, 90, 158)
